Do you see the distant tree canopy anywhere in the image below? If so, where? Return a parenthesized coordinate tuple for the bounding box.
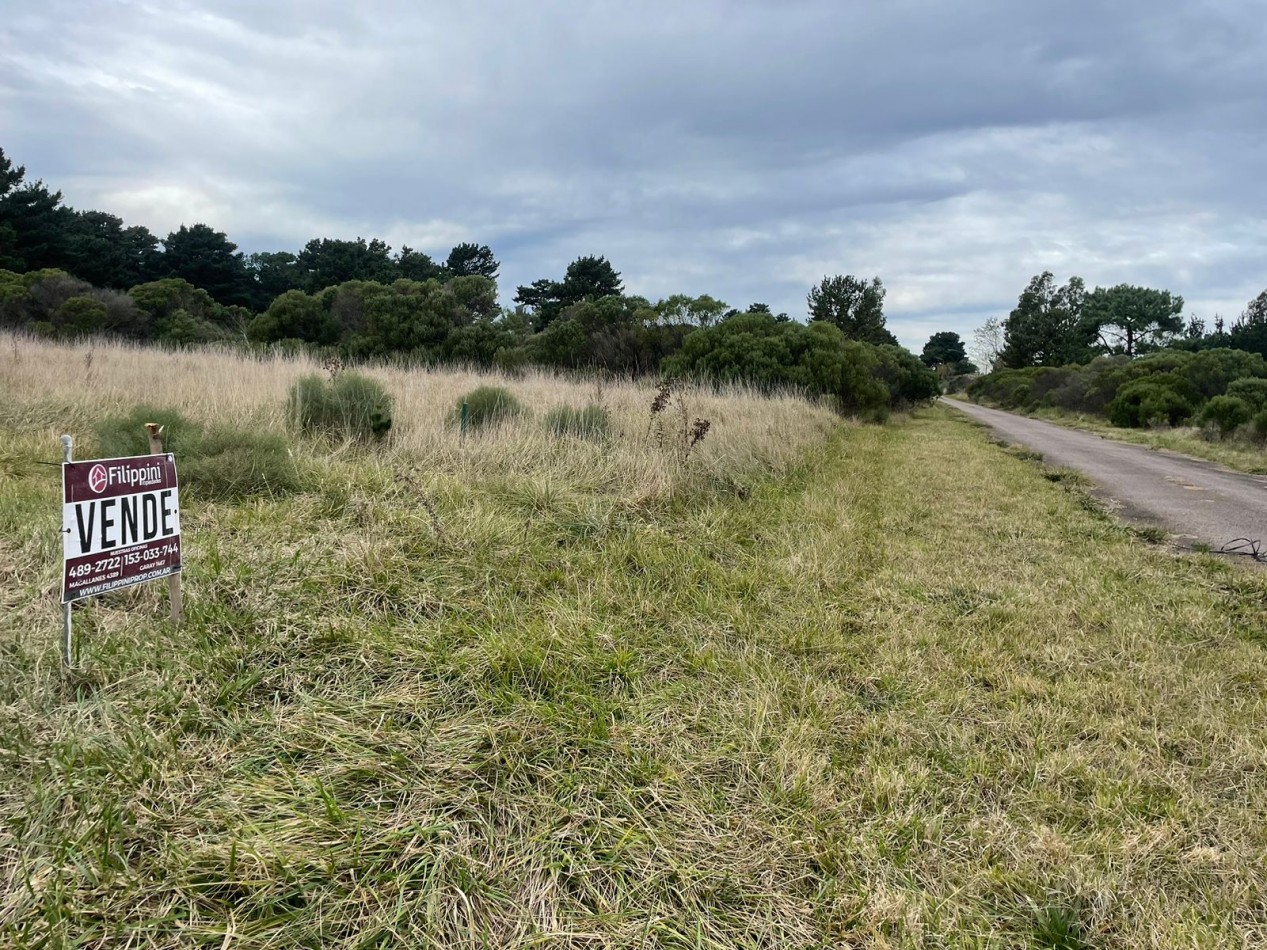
(0, 148, 512, 308)
(31, 144, 1267, 420)
(162, 224, 251, 307)
(738, 302, 789, 321)
(0, 149, 73, 273)
(1225, 293, 1267, 359)
(296, 237, 398, 291)
(515, 255, 624, 329)
(806, 275, 898, 346)
(64, 211, 161, 290)
(396, 246, 446, 283)
(655, 293, 728, 328)
(998, 272, 1095, 368)
(445, 243, 499, 279)
(1244, 290, 1267, 326)
(920, 331, 978, 374)
(971, 317, 1005, 374)
(987, 272, 1198, 370)
(1084, 284, 1185, 357)
(245, 251, 303, 309)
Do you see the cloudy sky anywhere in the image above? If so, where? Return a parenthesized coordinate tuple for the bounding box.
(3, 0, 1264, 350)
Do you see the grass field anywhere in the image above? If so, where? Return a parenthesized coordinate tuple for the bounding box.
(0, 334, 836, 504)
(2, 337, 1266, 947)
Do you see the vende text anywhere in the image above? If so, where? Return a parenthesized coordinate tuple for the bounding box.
(64, 489, 180, 558)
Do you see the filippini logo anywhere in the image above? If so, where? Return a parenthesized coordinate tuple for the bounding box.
(88, 461, 164, 493)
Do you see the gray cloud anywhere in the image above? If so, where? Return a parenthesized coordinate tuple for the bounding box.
(2, 0, 1265, 348)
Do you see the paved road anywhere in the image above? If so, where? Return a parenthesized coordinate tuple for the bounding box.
(945, 399, 1267, 555)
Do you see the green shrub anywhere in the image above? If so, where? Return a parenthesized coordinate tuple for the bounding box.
(493, 346, 531, 377)
(836, 341, 890, 415)
(1027, 366, 1075, 407)
(1106, 381, 1194, 428)
(660, 312, 938, 419)
(863, 404, 891, 425)
(1225, 378, 1267, 412)
(545, 404, 611, 439)
(969, 367, 1045, 411)
(1072, 355, 1134, 414)
(874, 344, 942, 406)
(455, 386, 525, 430)
(1252, 408, 1267, 443)
(95, 406, 301, 500)
(973, 347, 1267, 430)
(55, 296, 109, 336)
(826, 338, 940, 417)
(289, 372, 393, 441)
(1178, 348, 1267, 400)
(1199, 395, 1252, 438)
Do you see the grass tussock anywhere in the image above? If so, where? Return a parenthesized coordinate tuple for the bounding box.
(455, 385, 526, 431)
(95, 405, 303, 501)
(1, 336, 1266, 947)
(544, 404, 611, 440)
(289, 371, 394, 442)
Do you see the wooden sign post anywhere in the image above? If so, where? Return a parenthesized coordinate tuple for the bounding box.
(145, 423, 183, 624)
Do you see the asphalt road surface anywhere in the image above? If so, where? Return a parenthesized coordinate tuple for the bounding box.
(945, 399, 1267, 557)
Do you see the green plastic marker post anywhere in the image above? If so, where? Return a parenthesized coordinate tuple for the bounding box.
(460, 400, 468, 439)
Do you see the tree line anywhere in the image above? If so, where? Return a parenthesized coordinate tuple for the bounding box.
(0, 146, 942, 413)
(0, 146, 505, 312)
(973, 271, 1267, 371)
(963, 271, 1267, 439)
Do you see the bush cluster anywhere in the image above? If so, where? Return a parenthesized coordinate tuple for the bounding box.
(969, 348, 1267, 438)
(1199, 396, 1252, 437)
(1106, 381, 1193, 428)
(662, 313, 940, 416)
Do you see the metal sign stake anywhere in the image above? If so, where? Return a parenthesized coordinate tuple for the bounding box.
(60, 434, 73, 668)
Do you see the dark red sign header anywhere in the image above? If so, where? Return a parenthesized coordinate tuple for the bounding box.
(64, 454, 179, 503)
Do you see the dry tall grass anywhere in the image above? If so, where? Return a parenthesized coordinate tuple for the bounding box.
(0, 332, 837, 502)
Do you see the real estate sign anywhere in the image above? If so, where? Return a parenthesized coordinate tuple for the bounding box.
(62, 454, 182, 603)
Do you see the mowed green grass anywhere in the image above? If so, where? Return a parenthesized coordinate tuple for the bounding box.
(1, 407, 1265, 948)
